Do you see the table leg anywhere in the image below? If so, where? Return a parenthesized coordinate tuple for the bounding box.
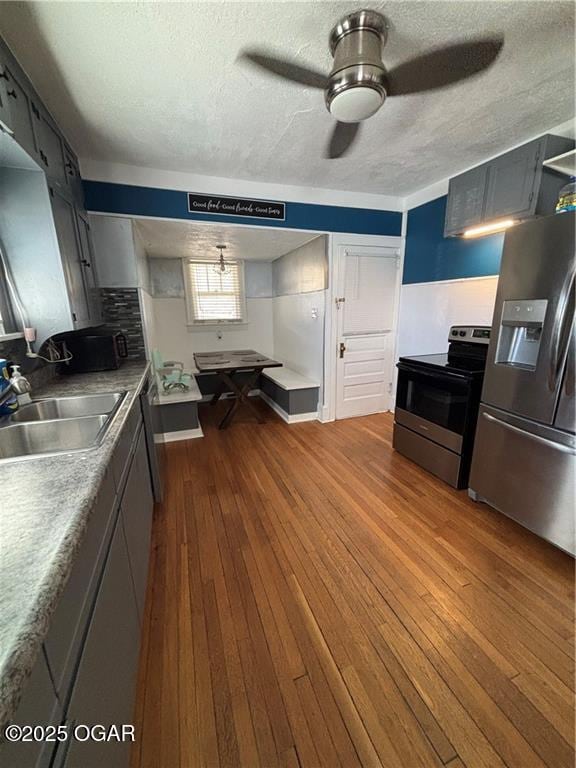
(210, 377, 228, 406)
(217, 369, 264, 429)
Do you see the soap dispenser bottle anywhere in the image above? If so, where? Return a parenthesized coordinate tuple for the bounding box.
(10, 365, 32, 405)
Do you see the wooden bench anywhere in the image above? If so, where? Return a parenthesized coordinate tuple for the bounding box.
(155, 375, 204, 442)
(259, 367, 320, 423)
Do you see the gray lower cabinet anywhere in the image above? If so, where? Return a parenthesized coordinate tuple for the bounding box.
(2, 402, 154, 768)
(54, 511, 141, 768)
(0, 650, 62, 768)
(43, 468, 116, 707)
(50, 188, 91, 327)
(121, 428, 154, 622)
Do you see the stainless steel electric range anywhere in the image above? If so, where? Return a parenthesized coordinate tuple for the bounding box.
(393, 326, 491, 489)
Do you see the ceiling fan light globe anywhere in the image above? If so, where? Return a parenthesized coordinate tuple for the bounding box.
(328, 86, 383, 123)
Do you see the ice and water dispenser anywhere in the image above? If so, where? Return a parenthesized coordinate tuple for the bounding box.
(495, 299, 548, 370)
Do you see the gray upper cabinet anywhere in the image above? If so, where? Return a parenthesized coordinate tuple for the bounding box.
(444, 165, 488, 235)
(50, 188, 91, 327)
(75, 210, 103, 324)
(64, 147, 85, 207)
(0, 59, 37, 158)
(0, 61, 12, 132)
(33, 106, 68, 189)
(0, 34, 100, 339)
(483, 139, 542, 220)
(444, 134, 575, 236)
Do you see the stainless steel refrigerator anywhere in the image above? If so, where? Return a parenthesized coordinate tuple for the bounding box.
(469, 212, 575, 556)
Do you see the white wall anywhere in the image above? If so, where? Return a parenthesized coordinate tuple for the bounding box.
(152, 296, 274, 371)
(271, 236, 327, 391)
(138, 288, 157, 359)
(146, 239, 327, 389)
(132, 226, 151, 293)
(273, 291, 325, 385)
(147, 258, 274, 369)
(396, 276, 499, 358)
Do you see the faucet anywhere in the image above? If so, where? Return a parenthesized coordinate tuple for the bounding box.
(0, 365, 32, 408)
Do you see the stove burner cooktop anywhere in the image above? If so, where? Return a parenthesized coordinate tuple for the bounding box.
(399, 352, 487, 377)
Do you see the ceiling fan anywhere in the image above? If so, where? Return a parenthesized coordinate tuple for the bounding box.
(238, 9, 503, 159)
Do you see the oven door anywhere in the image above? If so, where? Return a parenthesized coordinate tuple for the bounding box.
(395, 362, 472, 453)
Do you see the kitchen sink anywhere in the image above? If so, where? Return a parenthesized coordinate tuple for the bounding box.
(0, 416, 109, 461)
(9, 392, 125, 422)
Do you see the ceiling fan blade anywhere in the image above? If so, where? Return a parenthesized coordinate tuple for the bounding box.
(326, 121, 361, 159)
(386, 37, 504, 96)
(238, 49, 327, 89)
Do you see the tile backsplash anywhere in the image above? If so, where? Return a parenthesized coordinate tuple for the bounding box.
(99, 287, 146, 360)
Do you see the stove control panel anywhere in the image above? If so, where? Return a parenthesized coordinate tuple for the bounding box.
(449, 326, 491, 344)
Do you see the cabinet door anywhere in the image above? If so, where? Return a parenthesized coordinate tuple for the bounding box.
(64, 148, 85, 206)
(61, 515, 140, 768)
(444, 164, 488, 235)
(33, 108, 67, 189)
(483, 139, 542, 220)
(50, 189, 90, 326)
(0, 62, 12, 132)
(44, 468, 116, 705)
(75, 210, 102, 324)
(0, 650, 62, 768)
(121, 427, 154, 622)
(1, 63, 36, 156)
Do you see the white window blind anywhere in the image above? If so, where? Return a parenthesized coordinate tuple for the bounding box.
(184, 260, 245, 324)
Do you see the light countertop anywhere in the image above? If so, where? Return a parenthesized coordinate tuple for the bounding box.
(0, 362, 150, 730)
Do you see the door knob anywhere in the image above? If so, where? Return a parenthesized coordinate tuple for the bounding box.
(339, 342, 346, 358)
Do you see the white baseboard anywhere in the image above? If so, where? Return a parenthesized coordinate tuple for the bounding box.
(319, 404, 334, 423)
(259, 391, 318, 424)
(162, 426, 204, 442)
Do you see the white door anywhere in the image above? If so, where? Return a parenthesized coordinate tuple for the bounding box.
(335, 246, 400, 419)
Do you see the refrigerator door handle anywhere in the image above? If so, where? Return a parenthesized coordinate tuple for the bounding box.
(548, 265, 576, 392)
(483, 411, 576, 455)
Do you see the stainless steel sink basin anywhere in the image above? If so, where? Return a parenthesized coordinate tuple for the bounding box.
(10, 392, 125, 422)
(0, 416, 109, 461)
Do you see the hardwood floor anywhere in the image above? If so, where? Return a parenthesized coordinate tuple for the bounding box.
(132, 401, 575, 768)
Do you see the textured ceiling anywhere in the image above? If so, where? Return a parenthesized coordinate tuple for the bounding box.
(133, 218, 317, 261)
(0, 1, 574, 196)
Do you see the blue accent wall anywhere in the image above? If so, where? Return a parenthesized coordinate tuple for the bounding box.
(83, 181, 402, 237)
(403, 195, 504, 284)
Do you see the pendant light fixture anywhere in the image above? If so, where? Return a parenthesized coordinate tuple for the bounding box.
(213, 244, 230, 275)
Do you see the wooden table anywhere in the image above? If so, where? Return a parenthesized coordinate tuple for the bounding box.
(194, 350, 282, 429)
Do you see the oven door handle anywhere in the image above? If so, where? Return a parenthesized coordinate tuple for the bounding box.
(396, 362, 470, 382)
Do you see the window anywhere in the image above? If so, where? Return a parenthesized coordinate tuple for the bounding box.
(183, 259, 246, 325)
